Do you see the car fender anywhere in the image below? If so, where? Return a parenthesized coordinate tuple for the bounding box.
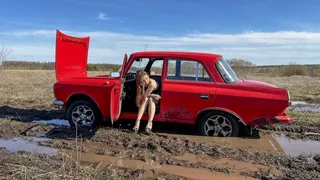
(65, 91, 101, 111)
(195, 107, 246, 126)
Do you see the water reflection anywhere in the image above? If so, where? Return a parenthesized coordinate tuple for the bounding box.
(272, 134, 320, 157)
(0, 137, 57, 156)
(289, 101, 320, 113)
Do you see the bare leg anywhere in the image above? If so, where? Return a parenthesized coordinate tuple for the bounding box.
(133, 97, 148, 132)
(146, 97, 156, 133)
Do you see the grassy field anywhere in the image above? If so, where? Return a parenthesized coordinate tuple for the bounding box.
(245, 75, 320, 103)
(0, 70, 108, 107)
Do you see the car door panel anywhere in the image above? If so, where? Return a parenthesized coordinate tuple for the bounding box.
(110, 54, 127, 123)
(161, 58, 216, 122)
(161, 81, 216, 121)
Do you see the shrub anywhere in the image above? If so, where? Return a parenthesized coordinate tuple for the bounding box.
(278, 62, 309, 77)
(309, 66, 320, 77)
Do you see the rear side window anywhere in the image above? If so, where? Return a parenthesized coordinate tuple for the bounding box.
(167, 59, 212, 82)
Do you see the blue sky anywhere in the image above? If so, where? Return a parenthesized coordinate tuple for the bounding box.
(1, 0, 320, 65)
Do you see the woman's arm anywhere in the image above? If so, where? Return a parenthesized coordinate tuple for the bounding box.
(141, 85, 145, 95)
(143, 80, 156, 98)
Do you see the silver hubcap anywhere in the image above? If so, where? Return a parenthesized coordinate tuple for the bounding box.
(204, 115, 232, 137)
(71, 105, 94, 126)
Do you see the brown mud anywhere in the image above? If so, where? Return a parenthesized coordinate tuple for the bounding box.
(1, 103, 320, 179)
(62, 150, 257, 180)
(0, 147, 189, 180)
(0, 105, 65, 122)
(0, 117, 319, 179)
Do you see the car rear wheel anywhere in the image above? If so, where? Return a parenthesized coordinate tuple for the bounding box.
(198, 111, 239, 137)
(66, 100, 101, 127)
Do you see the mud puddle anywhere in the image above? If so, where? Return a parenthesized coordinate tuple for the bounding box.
(32, 119, 70, 126)
(173, 153, 282, 175)
(161, 133, 285, 154)
(0, 137, 57, 156)
(289, 101, 320, 113)
(60, 150, 256, 180)
(273, 134, 320, 157)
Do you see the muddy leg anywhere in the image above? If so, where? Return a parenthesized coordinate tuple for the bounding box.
(145, 97, 156, 134)
(133, 97, 148, 133)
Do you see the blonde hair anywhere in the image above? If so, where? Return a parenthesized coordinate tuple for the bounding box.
(135, 70, 149, 107)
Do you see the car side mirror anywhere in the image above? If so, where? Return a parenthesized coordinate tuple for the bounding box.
(111, 72, 120, 78)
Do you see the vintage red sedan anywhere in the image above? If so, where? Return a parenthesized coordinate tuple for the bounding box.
(52, 30, 292, 137)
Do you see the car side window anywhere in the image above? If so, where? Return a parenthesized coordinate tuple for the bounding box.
(167, 59, 212, 82)
(127, 58, 149, 73)
(150, 60, 163, 76)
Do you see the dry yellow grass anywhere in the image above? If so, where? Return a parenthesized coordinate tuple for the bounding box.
(0, 70, 108, 107)
(0, 70, 319, 107)
(246, 75, 320, 103)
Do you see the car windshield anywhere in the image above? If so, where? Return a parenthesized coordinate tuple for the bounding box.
(216, 58, 239, 83)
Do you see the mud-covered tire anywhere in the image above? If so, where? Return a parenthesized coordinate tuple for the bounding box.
(198, 111, 239, 137)
(66, 100, 102, 127)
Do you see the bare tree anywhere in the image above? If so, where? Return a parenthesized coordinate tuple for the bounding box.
(0, 43, 12, 65)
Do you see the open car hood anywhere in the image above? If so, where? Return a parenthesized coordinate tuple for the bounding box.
(55, 30, 90, 81)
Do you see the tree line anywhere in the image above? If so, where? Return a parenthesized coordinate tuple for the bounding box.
(0, 61, 121, 71)
(1, 59, 319, 77)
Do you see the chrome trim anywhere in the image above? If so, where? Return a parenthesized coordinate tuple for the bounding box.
(200, 94, 209, 99)
(52, 99, 64, 106)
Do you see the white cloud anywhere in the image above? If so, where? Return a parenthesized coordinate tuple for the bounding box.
(96, 13, 109, 21)
(1, 29, 320, 65)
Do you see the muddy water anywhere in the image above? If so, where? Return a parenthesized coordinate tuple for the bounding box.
(289, 101, 320, 113)
(32, 119, 70, 126)
(0, 137, 57, 155)
(273, 134, 320, 156)
(173, 153, 281, 175)
(0, 133, 320, 179)
(162, 133, 285, 154)
(1, 133, 319, 159)
(59, 150, 255, 180)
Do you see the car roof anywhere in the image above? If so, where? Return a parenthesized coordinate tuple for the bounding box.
(130, 51, 222, 61)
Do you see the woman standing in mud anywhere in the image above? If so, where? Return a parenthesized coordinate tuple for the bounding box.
(132, 70, 161, 134)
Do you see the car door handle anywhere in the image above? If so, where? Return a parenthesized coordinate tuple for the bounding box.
(200, 94, 209, 99)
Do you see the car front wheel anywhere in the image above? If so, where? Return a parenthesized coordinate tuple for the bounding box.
(198, 111, 239, 137)
(66, 100, 101, 127)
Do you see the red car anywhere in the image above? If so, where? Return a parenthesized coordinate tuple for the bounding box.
(52, 30, 292, 137)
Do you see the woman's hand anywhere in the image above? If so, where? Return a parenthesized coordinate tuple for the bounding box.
(149, 94, 161, 101)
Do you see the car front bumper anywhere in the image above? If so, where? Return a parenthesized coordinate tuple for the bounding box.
(52, 99, 64, 109)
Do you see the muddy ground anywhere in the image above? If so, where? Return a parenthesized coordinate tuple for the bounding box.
(0, 117, 319, 179)
(0, 102, 320, 179)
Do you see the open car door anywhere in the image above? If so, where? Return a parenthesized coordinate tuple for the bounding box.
(55, 30, 90, 81)
(110, 54, 128, 124)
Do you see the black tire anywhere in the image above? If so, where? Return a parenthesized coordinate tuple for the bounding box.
(66, 100, 102, 127)
(197, 111, 239, 137)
